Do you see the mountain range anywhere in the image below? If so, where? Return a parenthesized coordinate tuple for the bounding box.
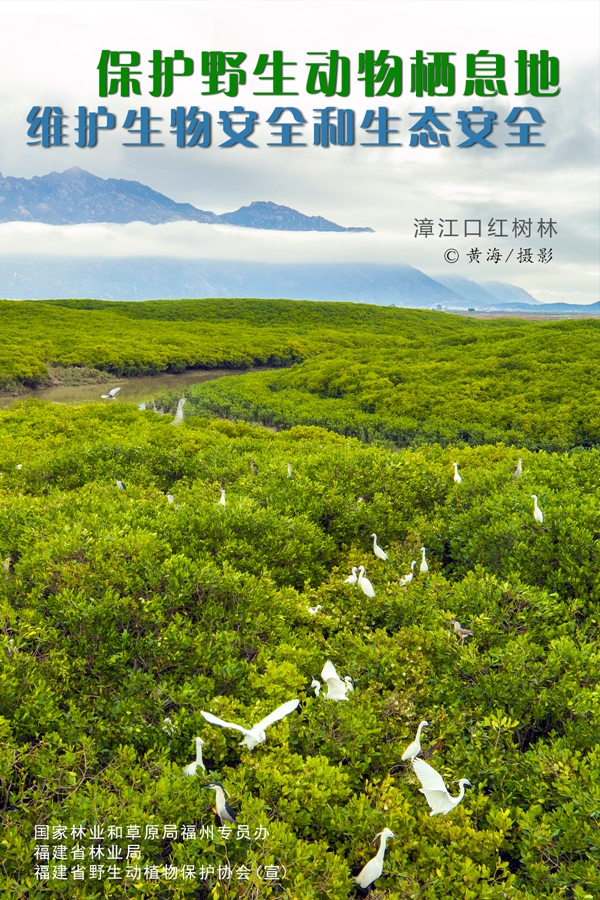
(0, 168, 596, 312)
(0, 167, 372, 231)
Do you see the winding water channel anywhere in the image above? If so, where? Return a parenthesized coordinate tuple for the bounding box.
(0, 367, 265, 410)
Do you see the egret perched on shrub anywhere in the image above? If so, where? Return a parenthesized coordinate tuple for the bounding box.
(183, 738, 206, 776)
(531, 494, 544, 523)
(218, 489, 226, 508)
(357, 565, 375, 598)
(419, 547, 428, 573)
(200, 699, 299, 750)
(101, 387, 121, 399)
(355, 828, 395, 893)
(166, 493, 174, 504)
(344, 567, 358, 584)
(286, 462, 293, 477)
(452, 462, 462, 483)
(171, 397, 186, 426)
(3, 557, 11, 574)
(308, 605, 322, 615)
(512, 457, 523, 481)
(451, 620, 473, 644)
(400, 561, 416, 587)
(371, 534, 388, 561)
(401, 720, 430, 762)
(320, 660, 353, 701)
(116, 480, 126, 491)
(310, 677, 321, 697)
(15, 464, 22, 470)
(203, 781, 236, 825)
(413, 758, 470, 816)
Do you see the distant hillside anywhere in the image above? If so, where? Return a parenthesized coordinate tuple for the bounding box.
(0, 258, 461, 304)
(0, 256, 597, 312)
(434, 274, 541, 308)
(0, 167, 372, 231)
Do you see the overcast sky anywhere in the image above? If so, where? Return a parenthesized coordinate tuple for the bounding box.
(0, 0, 598, 303)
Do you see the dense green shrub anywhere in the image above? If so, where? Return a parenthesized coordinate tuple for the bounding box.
(0, 401, 598, 898)
(1, 299, 599, 454)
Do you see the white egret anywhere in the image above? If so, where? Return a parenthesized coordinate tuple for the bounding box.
(453, 462, 462, 484)
(310, 678, 321, 697)
(200, 699, 299, 750)
(166, 494, 175, 504)
(413, 758, 471, 816)
(15, 464, 22, 470)
(419, 547, 429, 573)
(320, 660, 353, 701)
(203, 781, 236, 825)
(183, 737, 206, 776)
(218, 489, 226, 508)
(451, 620, 473, 644)
(307, 605, 323, 615)
(101, 387, 121, 399)
(344, 676, 355, 693)
(399, 560, 417, 587)
(357, 566, 375, 598)
(116, 480, 126, 490)
(171, 397, 186, 426)
(286, 462, 293, 477)
(355, 828, 395, 893)
(371, 534, 388, 561)
(512, 457, 523, 481)
(401, 720, 430, 762)
(344, 567, 358, 584)
(531, 494, 544, 523)
(3, 557, 11, 574)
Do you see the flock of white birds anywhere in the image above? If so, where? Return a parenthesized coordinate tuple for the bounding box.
(14, 405, 543, 892)
(174, 456, 544, 891)
(181, 672, 471, 891)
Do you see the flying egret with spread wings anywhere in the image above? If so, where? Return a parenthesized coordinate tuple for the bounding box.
(200, 699, 299, 750)
(101, 387, 121, 399)
(413, 758, 470, 816)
